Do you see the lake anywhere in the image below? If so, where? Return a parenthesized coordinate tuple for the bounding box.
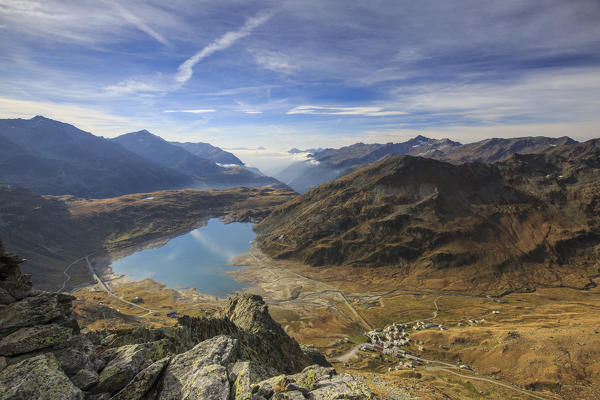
(110, 218, 254, 297)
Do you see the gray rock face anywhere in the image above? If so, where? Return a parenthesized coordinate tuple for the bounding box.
(54, 334, 99, 376)
(231, 361, 269, 400)
(0, 323, 72, 356)
(0, 292, 76, 331)
(250, 365, 375, 400)
(309, 373, 373, 399)
(94, 340, 168, 394)
(0, 243, 32, 302)
(71, 368, 99, 390)
(0, 353, 84, 400)
(112, 357, 170, 400)
(158, 335, 238, 400)
(0, 287, 16, 305)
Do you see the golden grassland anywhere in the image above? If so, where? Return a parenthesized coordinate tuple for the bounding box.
(72, 248, 600, 399)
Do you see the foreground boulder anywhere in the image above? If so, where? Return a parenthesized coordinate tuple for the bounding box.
(0, 353, 83, 400)
(0, 292, 77, 332)
(158, 335, 238, 399)
(112, 357, 170, 400)
(0, 241, 31, 302)
(94, 340, 169, 394)
(0, 323, 72, 356)
(250, 365, 373, 400)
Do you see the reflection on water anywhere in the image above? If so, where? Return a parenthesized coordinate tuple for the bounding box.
(110, 218, 254, 297)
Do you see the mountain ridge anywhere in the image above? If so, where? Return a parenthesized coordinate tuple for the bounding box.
(112, 129, 283, 189)
(257, 139, 600, 295)
(0, 117, 191, 198)
(277, 135, 578, 193)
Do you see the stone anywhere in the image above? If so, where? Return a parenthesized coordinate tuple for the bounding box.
(158, 335, 238, 400)
(251, 375, 286, 398)
(54, 334, 99, 376)
(85, 394, 111, 400)
(175, 364, 230, 400)
(0, 292, 76, 331)
(112, 357, 170, 400)
(272, 391, 306, 400)
(290, 365, 336, 390)
(0, 353, 83, 400)
(94, 340, 169, 394)
(0, 323, 72, 356)
(71, 369, 100, 390)
(0, 242, 32, 301)
(230, 361, 269, 400)
(0, 356, 6, 371)
(0, 287, 15, 305)
(301, 344, 330, 367)
(309, 373, 372, 399)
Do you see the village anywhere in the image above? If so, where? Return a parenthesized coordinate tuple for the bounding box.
(356, 315, 496, 372)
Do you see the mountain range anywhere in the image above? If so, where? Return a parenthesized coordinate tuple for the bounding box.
(171, 141, 243, 165)
(111, 130, 279, 189)
(256, 138, 600, 295)
(0, 116, 281, 198)
(276, 135, 577, 193)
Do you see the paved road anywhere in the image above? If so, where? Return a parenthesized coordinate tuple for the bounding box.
(83, 255, 161, 314)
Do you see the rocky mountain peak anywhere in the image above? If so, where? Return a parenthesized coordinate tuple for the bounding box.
(218, 293, 276, 334)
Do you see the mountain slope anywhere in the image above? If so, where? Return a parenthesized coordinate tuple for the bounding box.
(112, 130, 222, 177)
(277, 135, 577, 193)
(113, 130, 283, 189)
(256, 139, 600, 295)
(0, 116, 191, 197)
(276, 136, 461, 193)
(313, 135, 461, 168)
(438, 136, 576, 163)
(171, 141, 243, 165)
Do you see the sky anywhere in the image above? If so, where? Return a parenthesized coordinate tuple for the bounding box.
(1, 0, 599, 170)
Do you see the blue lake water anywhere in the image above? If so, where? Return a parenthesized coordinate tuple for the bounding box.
(110, 218, 254, 297)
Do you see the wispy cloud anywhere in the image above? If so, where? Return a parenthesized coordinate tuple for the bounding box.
(104, 12, 273, 97)
(251, 49, 295, 74)
(175, 12, 272, 84)
(287, 106, 406, 117)
(104, 78, 168, 95)
(164, 109, 216, 114)
(109, 1, 169, 45)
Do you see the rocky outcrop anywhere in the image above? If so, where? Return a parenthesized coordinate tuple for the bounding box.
(0, 353, 83, 400)
(158, 335, 238, 399)
(112, 357, 169, 400)
(94, 340, 170, 394)
(0, 323, 71, 356)
(0, 241, 31, 302)
(0, 291, 78, 331)
(0, 241, 375, 399)
(249, 365, 373, 400)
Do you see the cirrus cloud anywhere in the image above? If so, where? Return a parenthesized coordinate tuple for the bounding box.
(287, 106, 406, 117)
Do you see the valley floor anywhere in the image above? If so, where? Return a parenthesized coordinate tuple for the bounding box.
(71, 246, 600, 400)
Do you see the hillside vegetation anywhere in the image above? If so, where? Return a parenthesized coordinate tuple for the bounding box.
(256, 139, 600, 295)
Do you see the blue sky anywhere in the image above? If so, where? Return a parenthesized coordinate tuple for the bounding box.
(1, 0, 599, 169)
